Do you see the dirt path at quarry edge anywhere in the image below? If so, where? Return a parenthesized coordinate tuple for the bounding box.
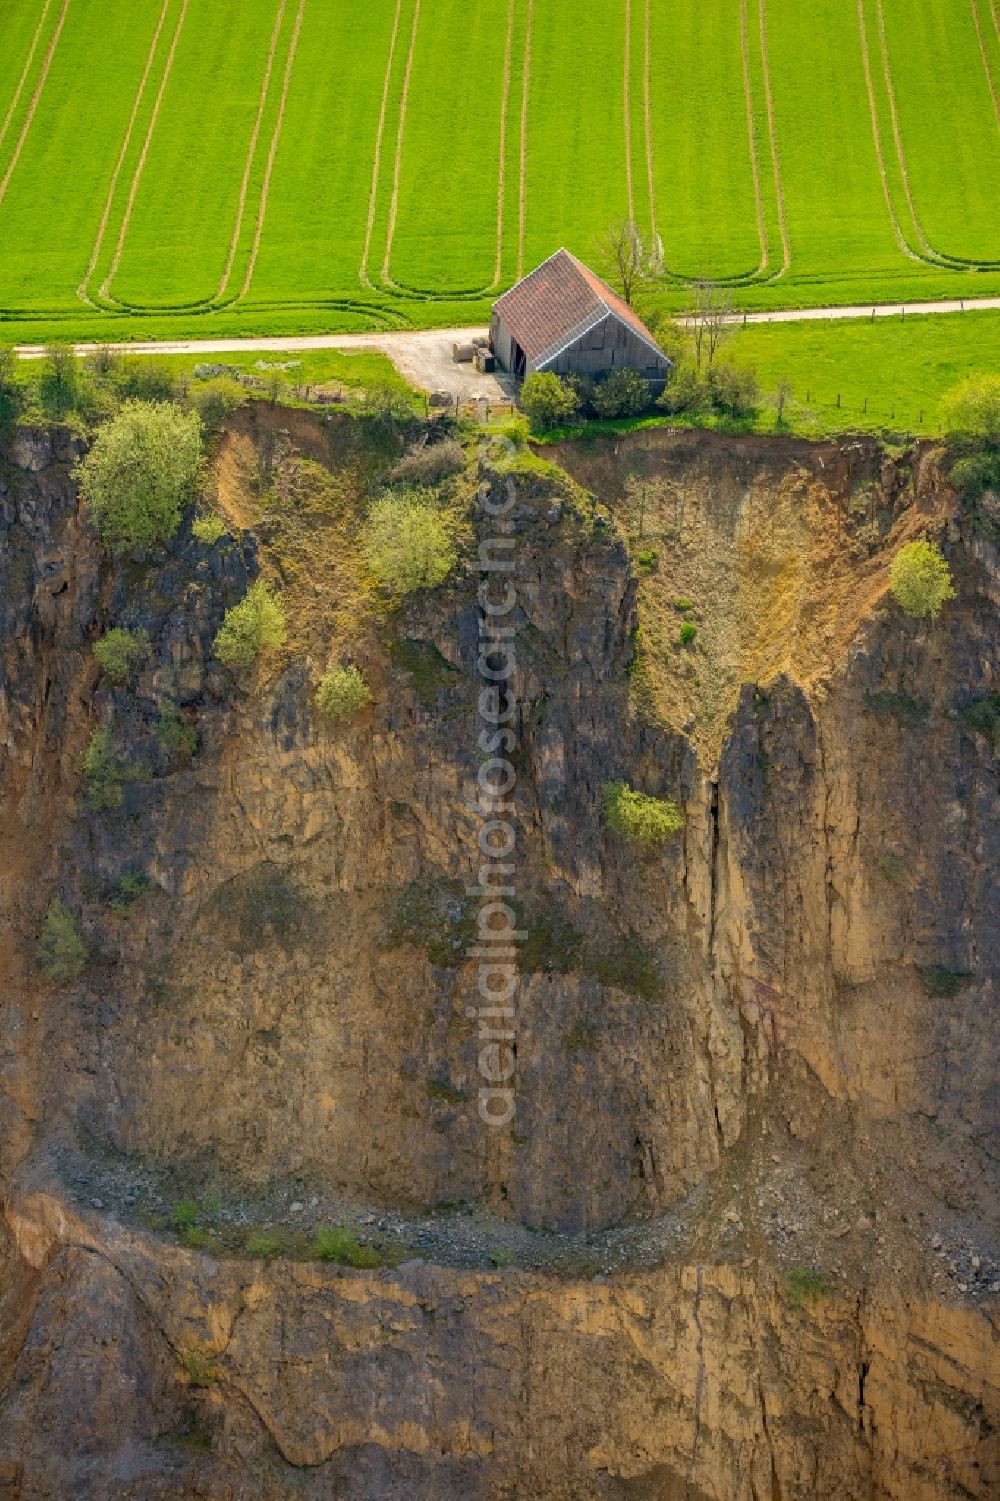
(12, 294, 1000, 387)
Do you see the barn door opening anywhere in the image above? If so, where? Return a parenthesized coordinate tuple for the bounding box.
(512, 340, 526, 381)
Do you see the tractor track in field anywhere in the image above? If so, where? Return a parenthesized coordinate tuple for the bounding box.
(0, 0, 54, 158)
(78, 0, 173, 306)
(216, 0, 289, 301)
(872, 0, 940, 263)
(369, 0, 512, 303)
(643, 0, 784, 288)
(493, 0, 517, 290)
(99, 0, 190, 303)
(641, 0, 658, 256)
(238, 0, 306, 300)
(993, 0, 1000, 42)
(856, 0, 923, 264)
(757, 0, 790, 277)
(865, 0, 1000, 270)
(739, 0, 769, 279)
(971, 0, 1000, 130)
(624, 0, 634, 222)
(380, 0, 422, 290)
(516, 0, 534, 280)
(359, 0, 405, 290)
(0, 0, 71, 211)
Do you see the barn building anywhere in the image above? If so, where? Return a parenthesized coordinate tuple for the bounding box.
(490, 248, 671, 391)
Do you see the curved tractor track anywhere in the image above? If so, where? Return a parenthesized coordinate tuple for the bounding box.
(641, 0, 789, 290)
(0, 0, 72, 211)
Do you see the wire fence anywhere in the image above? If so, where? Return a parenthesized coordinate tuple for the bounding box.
(790, 390, 931, 434)
(437, 392, 933, 436)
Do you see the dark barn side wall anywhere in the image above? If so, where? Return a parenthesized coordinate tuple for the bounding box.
(538, 314, 668, 392)
(492, 310, 668, 393)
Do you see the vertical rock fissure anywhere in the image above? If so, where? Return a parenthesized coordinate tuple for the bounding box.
(706, 779, 726, 1151)
(756, 1372, 783, 1501)
(707, 779, 720, 956)
(814, 724, 837, 971)
(686, 1262, 706, 1491)
(855, 1292, 871, 1442)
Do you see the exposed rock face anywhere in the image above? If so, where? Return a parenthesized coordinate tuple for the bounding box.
(0, 418, 996, 1497)
(2, 1195, 996, 1501)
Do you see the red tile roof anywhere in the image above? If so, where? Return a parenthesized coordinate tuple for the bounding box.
(491, 249, 664, 365)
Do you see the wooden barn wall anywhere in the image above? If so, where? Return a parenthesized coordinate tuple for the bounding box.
(535, 315, 668, 389)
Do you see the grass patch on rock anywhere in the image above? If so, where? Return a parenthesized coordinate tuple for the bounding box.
(864, 690, 929, 728)
(386, 878, 477, 967)
(388, 638, 461, 705)
(916, 965, 973, 998)
(784, 1267, 830, 1307)
(311, 1227, 383, 1268)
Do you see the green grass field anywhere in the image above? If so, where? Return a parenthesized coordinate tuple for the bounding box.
(529, 308, 1000, 439)
(737, 307, 1000, 434)
(1, 0, 1000, 342)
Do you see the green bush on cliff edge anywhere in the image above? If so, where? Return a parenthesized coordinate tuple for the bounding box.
(316, 664, 371, 721)
(889, 541, 955, 620)
(76, 400, 201, 551)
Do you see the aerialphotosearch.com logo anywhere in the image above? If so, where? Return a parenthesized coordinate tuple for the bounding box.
(467, 438, 522, 1129)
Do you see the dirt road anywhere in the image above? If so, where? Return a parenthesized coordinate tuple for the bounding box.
(12, 295, 1000, 393)
(15, 326, 511, 401)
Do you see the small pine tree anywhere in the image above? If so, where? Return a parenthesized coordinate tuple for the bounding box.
(311, 1226, 383, 1267)
(889, 540, 956, 620)
(81, 725, 128, 809)
(191, 513, 226, 544)
(155, 702, 198, 758)
(38, 899, 87, 981)
(213, 581, 286, 666)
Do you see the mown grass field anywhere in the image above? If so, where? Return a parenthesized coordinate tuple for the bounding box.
(730, 307, 1000, 435)
(534, 309, 1000, 439)
(1, 0, 1000, 343)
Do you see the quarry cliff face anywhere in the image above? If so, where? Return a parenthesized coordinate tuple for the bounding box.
(0, 415, 996, 1499)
